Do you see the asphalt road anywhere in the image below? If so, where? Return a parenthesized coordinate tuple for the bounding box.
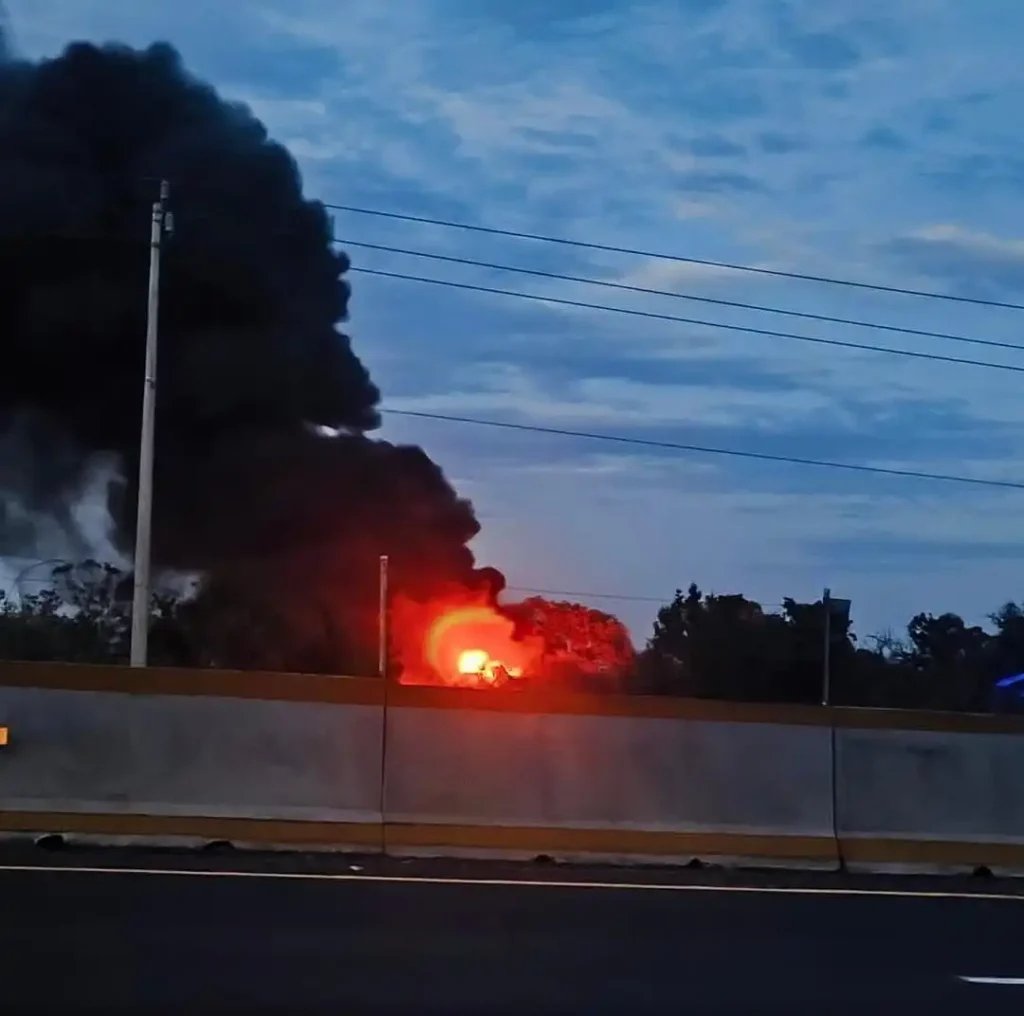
(3, 848, 1024, 1013)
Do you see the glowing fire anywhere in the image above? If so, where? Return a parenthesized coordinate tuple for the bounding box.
(425, 604, 534, 686)
(455, 647, 524, 685)
(457, 649, 489, 674)
(392, 594, 543, 687)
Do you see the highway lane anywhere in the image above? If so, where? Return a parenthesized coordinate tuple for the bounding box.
(3, 851, 1024, 1013)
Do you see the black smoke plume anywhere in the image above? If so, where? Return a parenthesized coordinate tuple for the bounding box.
(0, 35, 502, 671)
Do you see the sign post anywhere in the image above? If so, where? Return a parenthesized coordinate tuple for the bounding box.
(822, 588, 851, 706)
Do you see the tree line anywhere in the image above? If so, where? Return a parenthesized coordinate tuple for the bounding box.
(633, 584, 1024, 713)
(1, 562, 1021, 713)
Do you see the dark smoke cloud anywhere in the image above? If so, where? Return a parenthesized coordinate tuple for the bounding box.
(0, 35, 502, 669)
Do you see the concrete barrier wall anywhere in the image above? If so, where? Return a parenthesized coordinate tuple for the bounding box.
(834, 710, 1024, 874)
(0, 663, 385, 850)
(383, 687, 838, 867)
(9, 663, 1024, 875)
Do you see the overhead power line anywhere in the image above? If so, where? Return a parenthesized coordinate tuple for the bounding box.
(383, 408, 1024, 492)
(353, 267, 1024, 376)
(505, 585, 668, 604)
(327, 203, 1024, 313)
(339, 237, 1024, 356)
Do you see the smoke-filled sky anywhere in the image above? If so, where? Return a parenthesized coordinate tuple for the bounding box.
(3, 0, 1024, 645)
(0, 13, 503, 667)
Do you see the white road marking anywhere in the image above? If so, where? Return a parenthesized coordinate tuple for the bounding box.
(960, 977, 1024, 986)
(0, 863, 1023, 901)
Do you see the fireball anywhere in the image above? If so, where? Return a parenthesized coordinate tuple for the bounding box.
(454, 647, 525, 686)
(457, 649, 490, 675)
(411, 606, 540, 688)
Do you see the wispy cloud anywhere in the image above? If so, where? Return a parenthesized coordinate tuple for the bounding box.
(881, 224, 1024, 300)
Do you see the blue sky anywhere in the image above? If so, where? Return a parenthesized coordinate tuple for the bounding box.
(7, 0, 1024, 645)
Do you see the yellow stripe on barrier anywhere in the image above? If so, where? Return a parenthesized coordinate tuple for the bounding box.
(0, 811, 383, 848)
(389, 684, 831, 727)
(9, 813, 1024, 872)
(841, 836, 1024, 870)
(386, 822, 838, 862)
(0, 661, 385, 706)
(0, 811, 836, 863)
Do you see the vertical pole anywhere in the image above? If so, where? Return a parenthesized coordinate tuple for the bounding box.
(378, 555, 389, 680)
(377, 553, 391, 854)
(821, 587, 832, 707)
(129, 180, 169, 668)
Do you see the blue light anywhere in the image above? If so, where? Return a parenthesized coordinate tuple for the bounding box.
(995, 672, 1024, 689)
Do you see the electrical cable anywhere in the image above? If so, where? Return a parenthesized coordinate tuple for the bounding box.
(383, 408, 1024, 491)
(354, 267, 1024, 376)
(340, 237, 1024, 355)
(326, 202, 1024, 312)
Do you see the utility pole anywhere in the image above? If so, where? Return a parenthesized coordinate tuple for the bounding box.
(378, 555, 390, 680)
(129, 180, 171, 668)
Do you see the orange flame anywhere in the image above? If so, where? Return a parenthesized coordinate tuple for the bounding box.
(393, 593, 543, 687)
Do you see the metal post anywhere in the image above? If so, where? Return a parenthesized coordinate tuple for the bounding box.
(129, 180, 169, 667)
(821, 587, 832, 707)
(378, 555, 389, 679)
